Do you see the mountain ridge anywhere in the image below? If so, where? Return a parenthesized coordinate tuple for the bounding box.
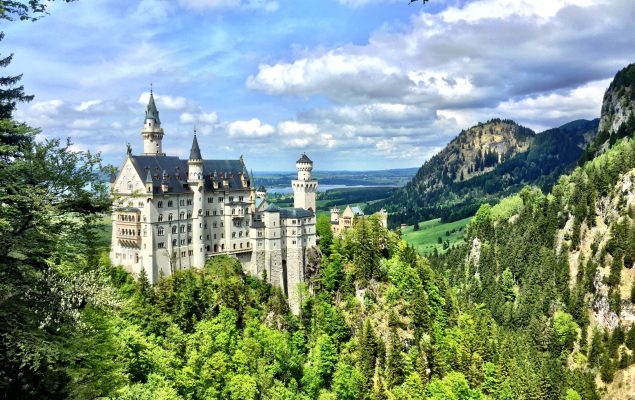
(368, 117, 598, 226)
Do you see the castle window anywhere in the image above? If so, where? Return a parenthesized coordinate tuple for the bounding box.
(206, 245, 210, 251)
(168, 213, 173, 221)
(293, 240, 296, 245)
(168, 200, 173, 207)
(187, 199, 192, 206)
(205, 210, 210, 216)
(206, 235, 209, 240)
(213, 210, 217, 216)
(232, 208, 235, 215)
(181, 251, 186, 257)
(233, 244, 236, 249)
(213, 222, 217, 228)
(239, 196, 243, 202)
(239, 231, 243, 238)
(247, 242, 250, 247)
(189, 250, 193, 256)
(207, 197, 213, 203)
(180, 226, 185, 233)
(158, 227, 164, 236)
(220, 222, 224, 228)
(187, 212, 192, 219)
(219, 197, 224, 202)
(240, 243, 243, 249)
(187, 224, 191, 233)
(180, 212, 185, 219)
(292, 220, 296, 225)
(157, 201, 163, 208)
(180, 200, 185, 206)
(158, 214, 163, 222)
(188, 238, 192, 244)
(180, 239, 185, 245)
(158, 242, 165, 249)
(232, 232, 236, 238)
(172, 226, 177, 234)
(172, 239, 177, 246)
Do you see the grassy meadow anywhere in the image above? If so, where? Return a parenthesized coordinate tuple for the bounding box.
(401, 216, 472, 255)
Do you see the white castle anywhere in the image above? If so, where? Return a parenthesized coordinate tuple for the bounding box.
(109, 91, 319, 313)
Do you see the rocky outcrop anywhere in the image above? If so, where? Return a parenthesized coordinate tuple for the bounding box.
(599, 64, 635, 134)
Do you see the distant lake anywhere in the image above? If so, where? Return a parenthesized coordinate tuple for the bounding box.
(267, 184, 396, 195)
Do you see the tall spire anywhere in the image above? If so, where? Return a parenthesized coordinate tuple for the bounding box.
(145, 88, 160, 124)
(189, 129, 202, 160)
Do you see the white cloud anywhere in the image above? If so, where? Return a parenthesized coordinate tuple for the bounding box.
(440, 0, 595, 23)
(31, 99, 64, 115)
(75, 99, 102, 112)
(228, 118, 274, 138)
(337, 0, 400, 8)
(138, 92, 188, 111)
(68, 119, 99, 129)
(178, 0, 278, 12)
(180, 111, 219, 125)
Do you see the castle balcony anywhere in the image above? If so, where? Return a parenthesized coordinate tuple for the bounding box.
(114, 208, 142, 248)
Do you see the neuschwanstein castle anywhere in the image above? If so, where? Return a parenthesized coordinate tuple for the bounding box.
(109, 91, 319, 313)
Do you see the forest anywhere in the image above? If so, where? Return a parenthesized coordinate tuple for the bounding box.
(1, 1, 635, 399)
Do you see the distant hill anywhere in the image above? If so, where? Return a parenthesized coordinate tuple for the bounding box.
(368, 118, 598, 227)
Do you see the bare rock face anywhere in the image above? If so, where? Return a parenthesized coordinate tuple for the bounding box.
(468, 237, 482, 267)
(304, 245, 322, 292)
(598, 64, 635, 135)
(592, 269, 620, 330)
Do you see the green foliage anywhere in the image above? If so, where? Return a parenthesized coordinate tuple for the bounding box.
(552, 311, 579, 352)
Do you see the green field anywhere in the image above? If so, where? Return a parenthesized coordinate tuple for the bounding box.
(401, 217, 472, 255)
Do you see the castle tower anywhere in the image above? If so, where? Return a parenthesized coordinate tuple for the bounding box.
(188, 131, 206, 268)
(256, 185, 267, 199)
(330, 207, 340, 223)
(141, 89, 165, 155)
(292, 153, 317, 211)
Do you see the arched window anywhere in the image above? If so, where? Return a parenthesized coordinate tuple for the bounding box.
(172, 226, 177, 234)
(158, 214, 163, 222)
(168, 213, 173, 221)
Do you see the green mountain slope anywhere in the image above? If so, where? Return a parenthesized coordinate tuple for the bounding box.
(436, 64, 635, 398)
(369, 118, 598, 227)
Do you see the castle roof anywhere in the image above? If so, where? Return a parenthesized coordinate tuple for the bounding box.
(296, 153, 312, 164)
(257, 185, 267, 192)
(145, 91, 160, 124)
(280, 207, 314, 218)
(264, 203, 281, 213)
(189, 133, 202, 160)
(129, 155, 248, 194)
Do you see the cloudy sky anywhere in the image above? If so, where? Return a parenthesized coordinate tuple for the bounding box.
(4, 0, 634, 171)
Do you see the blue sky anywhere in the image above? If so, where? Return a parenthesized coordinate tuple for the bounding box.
(4, 0, 634, 171)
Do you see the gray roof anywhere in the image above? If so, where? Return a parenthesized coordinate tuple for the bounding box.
(145, 92, 160, 124)
(297, 153, 312, 164)
(280, 207, 314, 218)
(129, 155, 249, 194)
(257, 185, 267, 192)
(255, 197, 266, 208)
(264, 204, 281, 213)
(189, 134, 202, 160)
(251, 220, 265, 229)
(351, 206, 363, 215)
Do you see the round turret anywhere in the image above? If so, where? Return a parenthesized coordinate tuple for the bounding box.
(256, 185, 267, 199)
(296, 153, 313, 181)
